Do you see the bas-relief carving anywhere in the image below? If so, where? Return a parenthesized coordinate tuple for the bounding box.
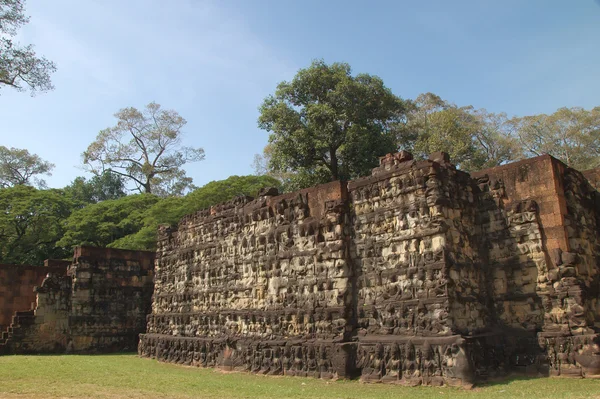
(138, 152, 600, 386)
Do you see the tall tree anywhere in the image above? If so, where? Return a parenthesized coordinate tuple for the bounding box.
(83, 102, 205, 196)
(0, 145, 54, 188)
(0, 0, 56, 94)
(0, 185, 73, 264)
(510, 107, 600, 171)
(258, 60, 407, 188)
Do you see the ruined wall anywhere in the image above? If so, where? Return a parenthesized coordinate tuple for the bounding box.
(0, 262, 68, 333)
(69, 247, 155, 352)
(141, 182, 355, 378)
(348, 151, 487, 385)
(0, 247, 154, 354)
(472, 157, 600, 376)
(140, 151, 600, 385)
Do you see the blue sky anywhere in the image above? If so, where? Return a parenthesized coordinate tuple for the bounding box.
(2, 0, 599, 189)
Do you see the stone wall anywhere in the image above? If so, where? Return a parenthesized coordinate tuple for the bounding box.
(0, 262, 68, 332)
(142, 182, 355, 377)
(139, 151, 600, 385)
(0, 246, 154, 354)
(348, 151, 488, 385)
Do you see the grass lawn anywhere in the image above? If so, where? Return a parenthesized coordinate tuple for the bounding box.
(0, 354, 599, 399)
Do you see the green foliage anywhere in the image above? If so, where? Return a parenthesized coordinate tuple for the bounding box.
(259, 60, 407, 188)
(510, 106, 600, 170)
(117, 174, 282, 251)
(63, 171, 126, 205)
(402, 93, 521, 171)
(0, 185, 73, 264)
(109, 195, 189, 251)
(0, 0, 56, 94)
(59, 175, 281, 252)
(0, 145, 54, 188)
(83, 102, 205, 196)
(57, 194, 160, 249)
(184, 174, 282, 212)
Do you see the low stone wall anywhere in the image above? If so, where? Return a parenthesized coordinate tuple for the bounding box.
(0, 262, 68, 333)
(0, 247, 154, 354)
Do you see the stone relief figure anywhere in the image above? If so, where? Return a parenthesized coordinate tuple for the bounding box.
(269, 347, 283, 375)
(382, 343, 401, 382)
(192, 340, 201, 366)
(260, 348, 272, 374)
(251, 344, 262, 373)
(286, 346, 302, 377)
(282, 345, 293, 375)
(402, 341, 419, 383)
(139, 151, 600, 386)
(306, 345, 319, 378)
(318, 345, 334, 379)
(362, 343, 385, 381)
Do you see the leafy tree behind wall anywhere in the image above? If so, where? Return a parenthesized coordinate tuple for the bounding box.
(0, 185, 73, 264)
(56, 194, 160, 249)
(510, 106, 600, 171)
(258, 60, 407, 189)
(59, 174, 282, 252)
(64, 171, 127, 206)
(401, 93, 521, 171)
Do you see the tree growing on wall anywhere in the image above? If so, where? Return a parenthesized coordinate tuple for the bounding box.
(83, 102, 205, 196)
(258, 60, 407, 189)
(0, 145, 54, 188)
(0, 0, 56, 94)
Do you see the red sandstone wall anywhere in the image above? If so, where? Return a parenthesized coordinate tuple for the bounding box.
(473, 155, 570, 263)
(0, 263, 68, 332)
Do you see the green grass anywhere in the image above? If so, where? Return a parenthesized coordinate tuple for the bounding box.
(0, 354, 598, 399)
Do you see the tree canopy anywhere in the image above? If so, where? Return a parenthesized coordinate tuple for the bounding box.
(57, 194, 160, 249)
(63, 171, 127, 206)
(0, 185, 73, 264)
(0, 0, 56, 94)
(83, 102, 205, 196)
(400, 93, 521, 171)
(58, 174, 281, 252)
(0, 145, 54, 188)
(258, 60, 407, 189)
(510, 106, 600, 171)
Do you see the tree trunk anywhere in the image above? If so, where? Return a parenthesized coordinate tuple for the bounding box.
(329, 148, 339, 181)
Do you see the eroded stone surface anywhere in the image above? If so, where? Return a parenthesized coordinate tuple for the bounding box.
(0, 247, 154, 354)
(139, 152, 600, 385)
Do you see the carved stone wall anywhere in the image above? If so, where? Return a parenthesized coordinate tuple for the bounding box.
(141, 181, 356, 377)
(139, 152, 600, 385)
(0, 247, 154, 354)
